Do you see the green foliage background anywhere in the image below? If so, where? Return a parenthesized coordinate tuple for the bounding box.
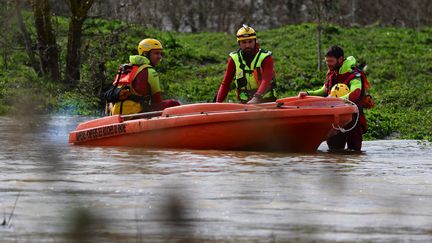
(0, 14, 431, 141)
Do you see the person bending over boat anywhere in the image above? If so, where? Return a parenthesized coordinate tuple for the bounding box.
(104, 38, 180, 115)
(299, 45, 374, 151)
(215, 25, 277, 104)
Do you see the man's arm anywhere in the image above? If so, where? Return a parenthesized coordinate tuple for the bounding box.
(307, 85, 326, 96)
(255, 56, 274, 96)
(216, 58, 236, 102)
(134, 68, 163, 104)
(341, 78, 362, 101)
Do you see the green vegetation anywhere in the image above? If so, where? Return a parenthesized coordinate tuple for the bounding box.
(1, 14, 431, 141)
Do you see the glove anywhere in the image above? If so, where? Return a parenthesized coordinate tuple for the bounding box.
(298, 91, 308, 98)
(247, 94, 262, 104)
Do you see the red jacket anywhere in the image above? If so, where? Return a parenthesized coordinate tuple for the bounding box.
(132, 68, 162, 104)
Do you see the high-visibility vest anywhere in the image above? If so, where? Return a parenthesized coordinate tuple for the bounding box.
(230, 49, 276, 101)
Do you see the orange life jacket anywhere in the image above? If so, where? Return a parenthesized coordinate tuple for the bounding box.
(112, 64, 149, 86)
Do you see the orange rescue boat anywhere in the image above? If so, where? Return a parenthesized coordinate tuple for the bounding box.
(69, 96, 358, 152)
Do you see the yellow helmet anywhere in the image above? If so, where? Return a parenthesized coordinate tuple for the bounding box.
(236, 24, 257, 42)
(329, 83, 350, 98)
(137, 38, 163, 55)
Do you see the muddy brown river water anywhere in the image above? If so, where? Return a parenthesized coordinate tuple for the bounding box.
(0, 116, 431, 242)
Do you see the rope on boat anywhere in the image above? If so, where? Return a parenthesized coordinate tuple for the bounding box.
(332, 99, 359, 133)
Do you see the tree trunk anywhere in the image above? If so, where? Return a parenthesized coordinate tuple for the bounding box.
(65, 17, 84, 85)
(2, 52, 8, 70)
(316, 7, 323, 71)
(96, 61, 106, 98)
(15, 0, 40, 75)
(32, 0, 47, 76)
(32, 0, 60, 81)
(352, 0, 357, 25)
(316, 25, 322, 71)
(65, 0, 95, 87)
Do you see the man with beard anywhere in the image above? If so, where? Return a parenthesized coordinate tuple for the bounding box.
(215, 25, 277, 104)
(299, 45, 371, 151)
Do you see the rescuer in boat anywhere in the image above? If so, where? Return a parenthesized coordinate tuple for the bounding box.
(299, 45, 374, 151)
(104, 38, 180, 115)
(215, 25, 277, 104)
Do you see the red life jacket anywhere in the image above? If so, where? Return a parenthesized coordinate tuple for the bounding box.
(111, 63, 152, 97)
(325, 67, 370, 97)
(109, 63, 152, 109)
(325, 68, 374, 109)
